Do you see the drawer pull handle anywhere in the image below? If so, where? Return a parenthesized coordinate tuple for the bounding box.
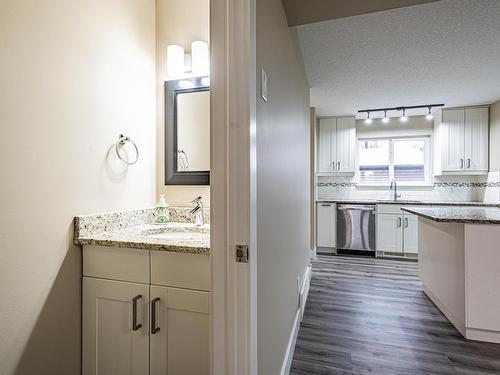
(467, 158, 471, 168)
(404, 217, 409, 228)
(132, 295, 142, 331)
(397, 217, 402, 227)
(151, 298, 161, 334)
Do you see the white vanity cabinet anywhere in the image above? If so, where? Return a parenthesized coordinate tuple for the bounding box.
(83, 277, 150, 375)
(376, 205, 418, 256)
(434, 107, 489, 175)
(82, 245, 210, 375)
(317, 117, 356, 175)
(316, 202, 336, 250)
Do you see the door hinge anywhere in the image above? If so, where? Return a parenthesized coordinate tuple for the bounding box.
(236, 245, 249, 263)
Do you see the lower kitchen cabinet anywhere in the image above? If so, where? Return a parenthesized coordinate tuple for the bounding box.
(376, 206, 419, 256)
(82, 246, 211, 375)
(83, 277, 150, 375)
(317, 202, 336, 249)
(376, 214, 403, 253)
(402, 213, 418, 254)
(150, 285, 210, 375)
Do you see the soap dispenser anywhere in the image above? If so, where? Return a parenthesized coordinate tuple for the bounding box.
(156, 194, 170, 224)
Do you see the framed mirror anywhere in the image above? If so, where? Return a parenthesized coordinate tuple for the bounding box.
(165, 77, 210, 185)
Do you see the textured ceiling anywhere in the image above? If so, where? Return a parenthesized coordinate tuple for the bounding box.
(282, 0, 439, 26)
(296, 0, 500, 118)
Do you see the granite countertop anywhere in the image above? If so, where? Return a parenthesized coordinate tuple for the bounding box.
(401, 206, 500, 224)
(317, 199, 499, 207)
(74, 208, 210, 255)
(75, 223, 210, 254)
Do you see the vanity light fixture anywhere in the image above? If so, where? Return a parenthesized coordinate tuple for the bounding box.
(382, 110, 390, 124)
(191, 41, 209, 76)
(364, 112, 373, 125)
(167, 45, 185, 78)
(400, 108, 408, 122)
(426, 107, 434, 121)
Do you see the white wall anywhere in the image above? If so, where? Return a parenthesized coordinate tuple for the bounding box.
(156, 0, 210, 207)
(256, 0, 311, 373)
(0, 1, 156, 374)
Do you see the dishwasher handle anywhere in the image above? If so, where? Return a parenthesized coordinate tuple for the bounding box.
(337, 205, 376, 211)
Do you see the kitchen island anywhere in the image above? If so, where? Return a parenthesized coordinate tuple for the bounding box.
(402, 206, 500, 344)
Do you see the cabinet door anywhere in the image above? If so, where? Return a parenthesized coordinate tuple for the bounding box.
(441, 109, 465, 171)
(376, 214, 403, 253)
(317, 118, 336, 173)
(150, 286, 210, 375)
(403, 213, 418, 254)
(317, 203, 336, 248)
(335, 117, 356, 173)
(465, 108, 489, 171)
(83, 277, 149, 375)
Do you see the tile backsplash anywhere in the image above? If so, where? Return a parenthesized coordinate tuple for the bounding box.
(317, 173, 500, 203)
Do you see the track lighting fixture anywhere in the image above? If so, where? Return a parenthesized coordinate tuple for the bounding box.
(364, 112, 373, 125)
(358, 104, 443, 123)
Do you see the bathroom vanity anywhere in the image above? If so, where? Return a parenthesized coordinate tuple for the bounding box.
(74, 208, 210, 375)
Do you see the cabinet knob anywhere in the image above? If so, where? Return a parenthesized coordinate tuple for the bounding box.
(460, 159, 464, 169)
(467, 158, 471, 169)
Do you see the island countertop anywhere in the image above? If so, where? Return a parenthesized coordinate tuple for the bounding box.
(402, 206, 500, 224)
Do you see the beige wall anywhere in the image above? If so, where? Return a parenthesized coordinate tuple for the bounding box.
(156, 0, 210, 207)
(256, 1, 311, 373)
(0, 1, 156, 374)
(490, 100, 500, 172)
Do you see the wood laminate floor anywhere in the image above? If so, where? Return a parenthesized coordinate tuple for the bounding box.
(290, 255, 500, 375)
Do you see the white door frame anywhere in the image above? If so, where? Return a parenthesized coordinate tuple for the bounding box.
(210, 0, 257, 374)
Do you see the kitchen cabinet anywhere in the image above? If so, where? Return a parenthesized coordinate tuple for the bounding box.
(82, 246, 210, 375)
(317, 202, 336, 249)
(317, 117, 356, 175)
(376, 214, 403, 253)
(434, 107, 489, 175)
(376, 205, 419, 256)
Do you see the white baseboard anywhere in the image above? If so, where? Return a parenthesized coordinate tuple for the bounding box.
(466, 327, 500, 344)
(280, 265, 312, 375)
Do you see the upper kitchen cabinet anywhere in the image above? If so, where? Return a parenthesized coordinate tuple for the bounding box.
(434, 107, 489, 175)
(317, 116, 356, 175)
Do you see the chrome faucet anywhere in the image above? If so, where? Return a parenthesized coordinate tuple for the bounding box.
(390, 179, 401, 201)
(189, 196, 205, 226)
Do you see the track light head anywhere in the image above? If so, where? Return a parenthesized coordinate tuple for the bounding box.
(382, 111, 390, 124)
(426, 107, 434, 121)
(400, 108, 408, 123)
(365, 112, 373, 125)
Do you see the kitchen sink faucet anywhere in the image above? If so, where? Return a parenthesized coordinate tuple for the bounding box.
(390, 179, 401, 201)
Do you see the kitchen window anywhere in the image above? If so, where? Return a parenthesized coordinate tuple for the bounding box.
(358, 137, 431, 185)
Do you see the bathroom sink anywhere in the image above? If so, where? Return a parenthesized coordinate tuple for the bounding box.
(141, 223, 209, 235)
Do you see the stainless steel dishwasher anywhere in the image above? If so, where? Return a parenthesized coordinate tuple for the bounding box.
(337, 204, 376, 253)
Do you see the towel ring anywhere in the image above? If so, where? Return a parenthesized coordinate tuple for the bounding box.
(115, 134, 139, 165)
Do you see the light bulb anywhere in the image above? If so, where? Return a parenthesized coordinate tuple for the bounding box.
(365, 112, 373, 125)
(167, 45, 185, 78)
(400, 109, 408, 122)
(426, 107, 433, 121)
(191, 41, 209, 76)
(382, 111, 390, 124)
